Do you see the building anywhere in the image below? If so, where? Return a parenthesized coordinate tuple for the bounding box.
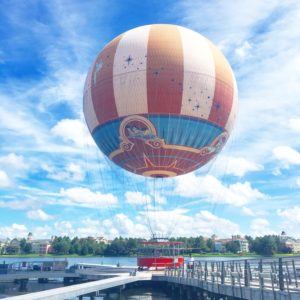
(232, 235, 249, 253)
(285, 240, 300, 253)
(214, 241, 226, 252)
(30, 239, 52, 255)
(280, 231, 288, 241)
(279, 231, 300, 253)
(27, 232, 33, 242)
(0, 239, 8, 254)
(95, 236, 110, 244)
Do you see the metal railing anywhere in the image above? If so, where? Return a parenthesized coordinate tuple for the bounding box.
(165, 257, 300, 293)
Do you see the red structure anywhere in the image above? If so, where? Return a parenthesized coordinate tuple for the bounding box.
(137, 240, 184, 270)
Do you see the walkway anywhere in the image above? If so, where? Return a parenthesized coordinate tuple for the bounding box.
(4, 272, 152, 300)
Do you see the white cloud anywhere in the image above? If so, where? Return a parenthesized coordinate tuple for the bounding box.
(272, 168, 281, 176)
(76, 219, 102, 237)
(225, 157, 263, 177)
(45, 162, 85, 182)
(277, 206, 300, 237)
(27, 209, 54, 221)
(58, 187, 118, 208)
(125, 191, 151, 206)
(51, 119, 95, 148)
(241, 207, 265, 217)
(250, 218, 276, 236)
(154, 194, 167, 205)
(0, 153, 30, 183)
(0, 199, 37, 210)
(273, 146, 300, 167)
(67, 163, 85, 181)
(136, 209, 240, 238)
(0, 97, 47, 143)
(241, 207, 255, 217)
(0, 224, 28, 238)
(296, 178, 300, 187)
(0, 153, 32, 187)
(174, 173, 264, 206)
(0, 153, 29, 172)
(278, 206, 300, 223)
(40, 70, 86, 112)
(235, 41, 252, 59)
(288, 118, 300, 132)
(0, 95, 88, 155)
(54, 221, 75, 236)
(0, 170, 13, 188)
(103, 213, 149, 238)
(175, 0, 288, 54)
(32, 226, 53, 239)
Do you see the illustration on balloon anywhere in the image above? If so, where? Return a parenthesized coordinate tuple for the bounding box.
(83, 24, 238, 178)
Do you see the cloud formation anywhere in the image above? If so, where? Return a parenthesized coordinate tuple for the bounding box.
(273, 146, 300, 167)
(58, 187, 118, 208)
(27, 209, 54, 221)
(174, 173, 264, 206)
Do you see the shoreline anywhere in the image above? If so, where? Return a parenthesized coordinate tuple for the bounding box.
(0, 253, 298, 259)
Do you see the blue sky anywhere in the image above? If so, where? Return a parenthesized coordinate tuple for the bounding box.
(0, 0, 300, 240)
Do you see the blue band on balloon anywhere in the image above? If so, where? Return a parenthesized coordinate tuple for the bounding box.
(92, 115, 223, 157)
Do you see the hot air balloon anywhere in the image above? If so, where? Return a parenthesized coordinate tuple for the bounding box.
(83, 24, 237, 178)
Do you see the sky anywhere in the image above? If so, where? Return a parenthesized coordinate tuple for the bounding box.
(0, 0, 300, 240)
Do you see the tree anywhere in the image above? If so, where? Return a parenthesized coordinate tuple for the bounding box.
(19, 238, 27, 253)
(19, 238, 32, 254)
(253, 236, 277, 256)
(226, 241, 239, 254)
(194, 236, 209, 253)
(206, 238, 215, 252)
(5, 245, 20, 254)
(245, 235, 254, 252)
(24, 243, 32, 254)
(52, 237, 71, 255)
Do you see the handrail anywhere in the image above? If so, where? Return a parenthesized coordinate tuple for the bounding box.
(164, 256, 300, 292)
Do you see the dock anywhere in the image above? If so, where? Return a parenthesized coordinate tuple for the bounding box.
(3, 257, 300, 299)
(2, 273, 151, 300)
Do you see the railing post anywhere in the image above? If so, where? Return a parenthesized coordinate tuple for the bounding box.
(259, 259, 263, 273)
(221, 261, 225, 284)
(285, 261, 291, 285)
(199, 262, 203, 280)
(244, 259, 249, 287)
(259, 273, 265, 300)
(278, 257, 284, 291)
(249, 261, 253, 281)
(292, 259, 298, 288)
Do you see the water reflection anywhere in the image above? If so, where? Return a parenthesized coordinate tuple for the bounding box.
(0, 281, 63, 299)
(122, 288, 171, 299)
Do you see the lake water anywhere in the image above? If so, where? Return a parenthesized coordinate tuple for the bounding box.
(0, 255, 251, 267)
(0, 256, 137, 267)
(0, 256, 254, 299)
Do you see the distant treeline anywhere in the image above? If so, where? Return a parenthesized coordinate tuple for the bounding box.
(5, 235, 293, 256)
(169, 235, 292, 256)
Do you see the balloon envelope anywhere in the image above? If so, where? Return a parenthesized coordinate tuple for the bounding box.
(83, 24, 238, 177)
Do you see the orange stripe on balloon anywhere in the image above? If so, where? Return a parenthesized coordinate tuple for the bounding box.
(91, 34, 123, 127)
(207, 41, 234, 128)
(147, 24, 184, 114)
